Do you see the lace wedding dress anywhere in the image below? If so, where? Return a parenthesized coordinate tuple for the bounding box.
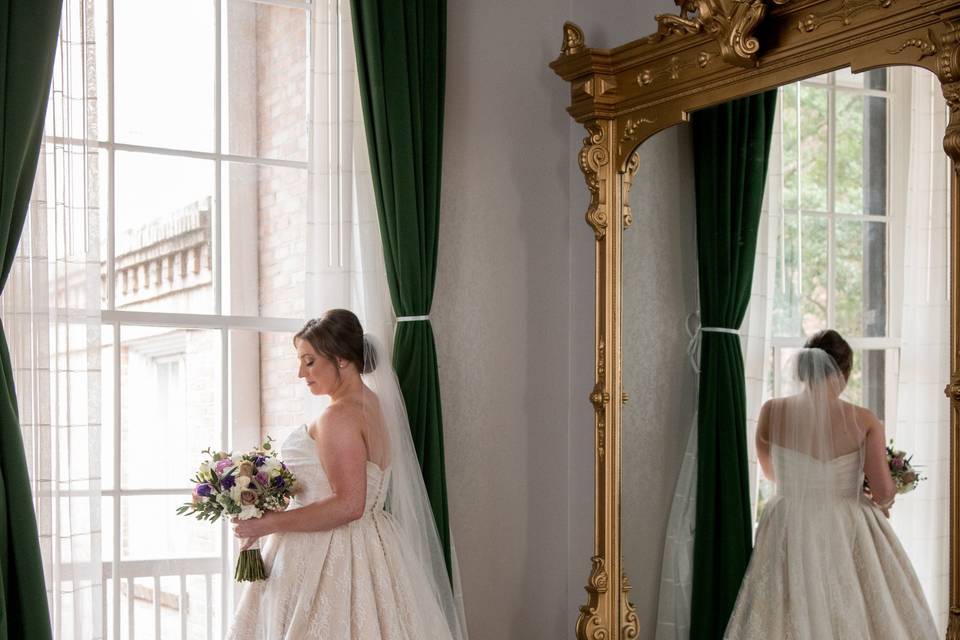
(227, 424, 457, 639)
(724, 443, 938, 639)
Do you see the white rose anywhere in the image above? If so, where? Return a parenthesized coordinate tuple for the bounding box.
(263, 458, 281, 473)
(229, 485, 245, 504)
(237, 475, 252, 488)
(238, 504, 263, 520)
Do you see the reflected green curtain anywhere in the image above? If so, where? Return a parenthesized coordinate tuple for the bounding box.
(349, 0, 451, 572)
(0, 1, 63, 638)
(689, 89, 777, 639)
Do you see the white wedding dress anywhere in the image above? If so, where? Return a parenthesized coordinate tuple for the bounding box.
(227, 424, 457, 639)
(724, 444, 938, 639)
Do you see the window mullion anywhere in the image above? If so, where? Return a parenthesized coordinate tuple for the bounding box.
(827, 77, 837, 330)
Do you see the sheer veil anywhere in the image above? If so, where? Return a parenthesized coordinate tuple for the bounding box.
(360, 335, 468, 639)
(756, 347, 869, 631)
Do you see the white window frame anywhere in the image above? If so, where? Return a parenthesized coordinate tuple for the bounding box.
(769, 70, 901, 419)
(53, 1, 343, 637)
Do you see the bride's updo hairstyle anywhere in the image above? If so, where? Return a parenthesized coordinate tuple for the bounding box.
(294, 309, 377, 374)
(798, 329, 853, 383)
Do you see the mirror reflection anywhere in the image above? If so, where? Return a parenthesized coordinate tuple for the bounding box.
(622, 66, 950, 638)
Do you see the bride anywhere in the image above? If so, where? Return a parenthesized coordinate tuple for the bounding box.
(725, 329, 937, 639)
(226, 309, 467, 639)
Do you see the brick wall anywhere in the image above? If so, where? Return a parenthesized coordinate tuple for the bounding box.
(256, 5, 309, 437)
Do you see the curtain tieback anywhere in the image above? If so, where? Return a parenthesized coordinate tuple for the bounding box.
(686, 312, 740, 374)
(396, 315, 430, 322)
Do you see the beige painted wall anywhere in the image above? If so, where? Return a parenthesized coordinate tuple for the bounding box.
(436, 1, 687, 638)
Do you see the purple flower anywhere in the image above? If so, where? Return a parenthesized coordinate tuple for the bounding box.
(195, 483, 212, 497)
(215, 459, 233, 475)
(255, 472, 268, 486)
(272, 476, 285, 489)
(221, 475, 236, 489)
(253, 455, 266, 468)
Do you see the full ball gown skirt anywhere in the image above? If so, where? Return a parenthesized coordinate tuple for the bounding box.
(227, 425, 455, 639)
(724, 446, 938, 639)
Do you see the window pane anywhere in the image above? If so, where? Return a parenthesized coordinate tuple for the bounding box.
(835, 93, 886, 215)
(120, 326, 221, 490)
(113, 152, 214, 314)
(842, 350, 886, 419)
(781, 84, 799, 211)
(222, 2, 308, 162)
(102, 326, 115, 489)
(121, 496, 221, 560)
(114, 0, 215, 151)
(221, 163, 307, 317)
(229, 329, 305, 448)
(800, 84, 829, 212)
(772, 213, 828, 337)
(835, 220, 886, 337)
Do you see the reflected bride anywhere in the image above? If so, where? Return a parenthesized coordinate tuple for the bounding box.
(725, 330, 936, 639)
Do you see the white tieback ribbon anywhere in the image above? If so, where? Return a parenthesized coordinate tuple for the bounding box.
(686, 312, 740, 374)
(396, 315, 430, 322)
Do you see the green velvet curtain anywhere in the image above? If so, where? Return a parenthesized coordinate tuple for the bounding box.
(0, 1, 64, 638)
(349, 0, 451, 571)
(689, 89, 777, 639)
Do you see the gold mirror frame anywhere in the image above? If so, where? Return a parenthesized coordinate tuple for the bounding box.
(551, 1, 960, 638)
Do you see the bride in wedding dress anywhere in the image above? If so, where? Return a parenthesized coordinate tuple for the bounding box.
(725, 329, 937, 639)
(226, 309, 467, 639)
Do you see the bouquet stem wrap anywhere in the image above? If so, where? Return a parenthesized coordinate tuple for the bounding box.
(235, 539, 267, 582)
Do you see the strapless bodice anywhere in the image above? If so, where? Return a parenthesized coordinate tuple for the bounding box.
(772, 444, 864, 500)
(281, 424, 390, 513)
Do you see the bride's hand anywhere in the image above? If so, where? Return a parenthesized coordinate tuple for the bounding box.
(232, 512, 277, 540)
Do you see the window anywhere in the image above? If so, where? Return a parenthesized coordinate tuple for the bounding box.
(769, 69, 895, 418)
(83, 1, 336, 637)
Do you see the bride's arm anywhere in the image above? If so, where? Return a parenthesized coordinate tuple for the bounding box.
(862, 409, 895, 512)
(756, 400, 775, 483)
(234, 407, 368, 538)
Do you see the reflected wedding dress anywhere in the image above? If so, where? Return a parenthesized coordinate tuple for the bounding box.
(724, 443, 937, 639)
(227, 424, 456, 639)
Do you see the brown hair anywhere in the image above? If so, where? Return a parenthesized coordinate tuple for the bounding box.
(802, 329, 853, 381)
(294, 309, 376, 374)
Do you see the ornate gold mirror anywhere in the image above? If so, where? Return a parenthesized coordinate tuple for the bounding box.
(552, 1, 960, 638)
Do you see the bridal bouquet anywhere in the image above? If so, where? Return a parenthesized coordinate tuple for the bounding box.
(176, 437, 297, 581)
(886, 440, 924, 495)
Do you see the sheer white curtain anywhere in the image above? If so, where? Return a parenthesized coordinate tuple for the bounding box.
(305, 0, 392, 358)
(303, 0, 392, 434)
(887, 66, 950, 635)
(0, 2, 103, 638)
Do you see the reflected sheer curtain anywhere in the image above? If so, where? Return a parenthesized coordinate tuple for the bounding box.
(0, 2, 102, 638)
(887, 67, 950, 635)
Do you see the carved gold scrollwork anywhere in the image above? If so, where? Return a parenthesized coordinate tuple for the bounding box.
(622, 151, 640, 229)
(580, 123, 611, 239)
(576, 556, 610, 640)
(590, 383, 611, 410)
(888, 28, 939, 60)
(797, 0, 892, 34)
(562, 21, 586, 56)
(653, 0, 788, 68)
(618, 118, 656, 160)
(593, 337, 609, 462)
(945, 377, 960, 403)
(947, 607, 960, 640)
(620, 572, 639, 638)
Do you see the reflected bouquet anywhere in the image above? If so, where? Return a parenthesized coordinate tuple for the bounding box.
(176, 436, 297, 581)
(886, 440, 924, 495)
